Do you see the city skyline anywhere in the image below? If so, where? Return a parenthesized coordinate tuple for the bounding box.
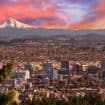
(0, 0, 105, 30)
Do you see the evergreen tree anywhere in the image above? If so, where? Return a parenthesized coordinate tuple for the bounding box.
(0, 60, 15, 83)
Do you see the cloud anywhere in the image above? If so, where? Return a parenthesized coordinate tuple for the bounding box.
(0, 0, 105, 29)
(0, 3, 56, 20)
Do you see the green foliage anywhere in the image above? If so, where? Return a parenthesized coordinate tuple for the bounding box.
(0, 93, 104, 105)
(0, 91, 18, 105)
(0, 61, 15, 83)
(20, 93, 105, 105)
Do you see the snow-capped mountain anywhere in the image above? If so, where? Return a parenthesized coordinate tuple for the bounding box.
(0, 18, 105, 42)
(0, 18, 37, 29)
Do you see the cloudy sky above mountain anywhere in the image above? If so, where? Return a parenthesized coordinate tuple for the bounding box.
(0, 0, 105, 30)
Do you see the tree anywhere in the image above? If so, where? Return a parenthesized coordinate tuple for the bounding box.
(21, 94, 105, 105)
(0, 60, 15, 83)
(0, 91, 18, 105)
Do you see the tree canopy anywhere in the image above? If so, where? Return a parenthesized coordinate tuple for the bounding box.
(0, 60, 15, 83)
(20, 93, 105, 105)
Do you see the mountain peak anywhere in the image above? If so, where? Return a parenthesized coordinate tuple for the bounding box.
(0, 18, 37, 29)
(4, 18, 17, 28)
(5, 18, 16, 23)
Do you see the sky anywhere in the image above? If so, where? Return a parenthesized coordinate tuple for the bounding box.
(0, 0, 105, 30)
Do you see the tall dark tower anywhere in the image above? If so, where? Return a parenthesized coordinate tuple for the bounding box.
(60, 60, 70, 75)
(100, 59, 105, 78)
(43, 61, 53, 79)
(100, 58, 105, 86)
(61, 61, 69, 70)
(72, 63, 83, 75)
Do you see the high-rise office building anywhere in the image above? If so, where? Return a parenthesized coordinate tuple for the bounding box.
(100, 59, 105, 81)
(87, 65, 98, 74)
(61, 61, 69, 70)
(59, 60, 70, 75)
(43, 61, 53, 79)
(71, 63, 83, 75)
(58, 60, 70, 83)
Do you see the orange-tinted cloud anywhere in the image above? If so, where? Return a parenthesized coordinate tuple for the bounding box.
(0, 0, 105, 30)
(0, 3, 55, 20)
